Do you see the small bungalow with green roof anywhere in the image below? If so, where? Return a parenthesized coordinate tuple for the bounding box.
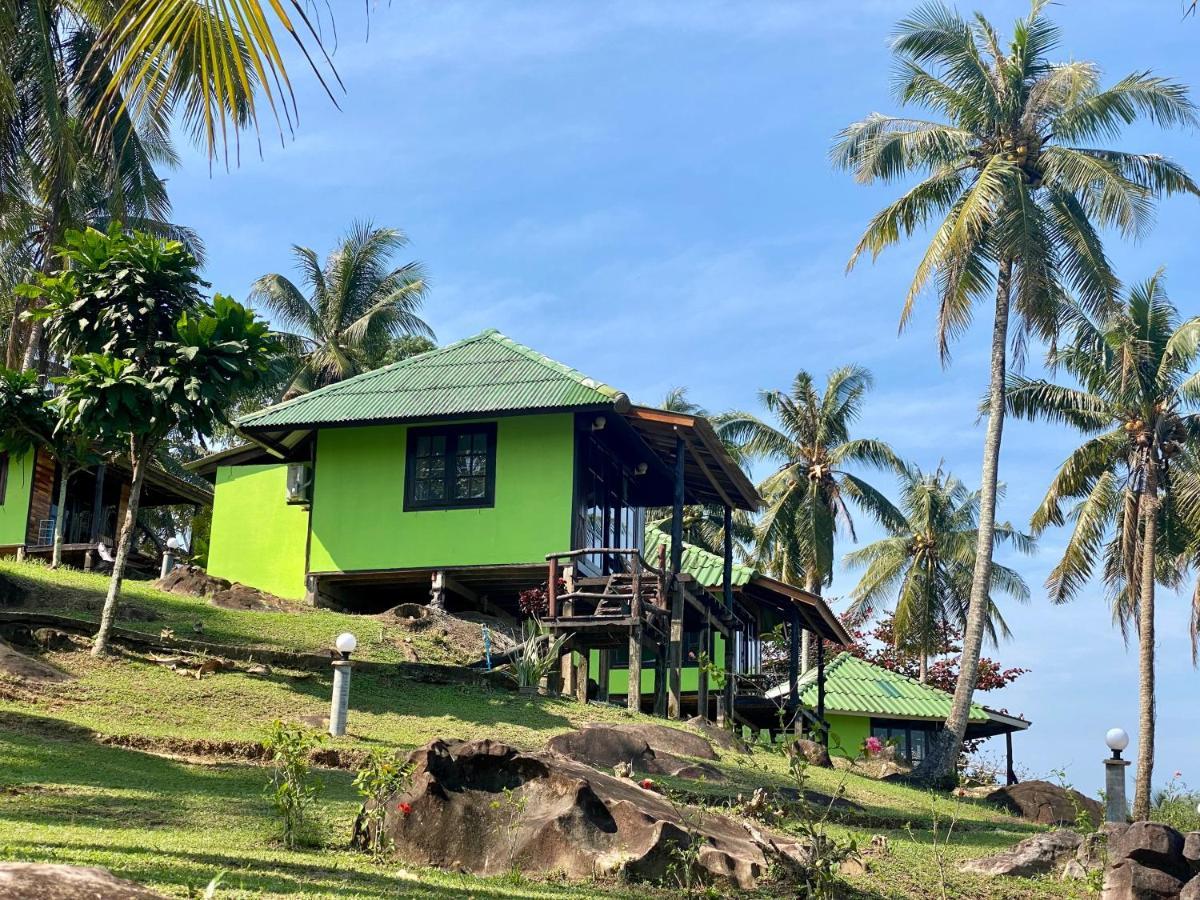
(768, 652, 1030, 783)
(192, 329, 850, 728)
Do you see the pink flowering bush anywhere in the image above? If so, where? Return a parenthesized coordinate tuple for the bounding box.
(863, 736, 884, 757)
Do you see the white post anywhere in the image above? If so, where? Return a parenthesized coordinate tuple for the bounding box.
(159, 550, 175, 579)
(329, 660, 352, 737)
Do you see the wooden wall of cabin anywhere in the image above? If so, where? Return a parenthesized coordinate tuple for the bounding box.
(25, 448, 56, 545)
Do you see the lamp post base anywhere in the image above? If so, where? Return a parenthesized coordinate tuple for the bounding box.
(1104, 757, 1130, 823)
(329, 660, 352, 737)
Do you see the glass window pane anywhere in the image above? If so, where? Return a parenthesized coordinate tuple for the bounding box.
(470, 477, 485, 498)
(416, 436, 431, 457)
(457, 433, 471, 453)
(473, 432, 487, 452)
(431, 435, 445, 455)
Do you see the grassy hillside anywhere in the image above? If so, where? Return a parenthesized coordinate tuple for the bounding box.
(0, 562, 1089, 899)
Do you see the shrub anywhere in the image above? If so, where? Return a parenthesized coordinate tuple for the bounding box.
(262, 721, 325, 849)
(510, 619, 571, 689)
(353, 748, 413, 859)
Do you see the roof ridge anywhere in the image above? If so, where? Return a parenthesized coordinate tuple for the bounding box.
(483, 330, 625, 402)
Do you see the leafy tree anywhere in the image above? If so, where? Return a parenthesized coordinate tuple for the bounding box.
(0, 368, 104, 567)
(23, 227, 281, 656)
(844, 464, 1033, 681)
(1005, 274, 1200, 819)
(841, 614, 1027, 697)
(722, 367, 904, 594)
(834, 0, 1199, 783)
(249, 223, 433, 399)
(375, 334, 437, 368)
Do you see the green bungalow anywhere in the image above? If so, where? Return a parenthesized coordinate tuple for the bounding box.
(193, 329, 850, 728)
(767, 652, 1030, 782)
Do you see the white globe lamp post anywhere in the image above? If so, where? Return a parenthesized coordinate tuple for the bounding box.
(1103, 727, 1131, 823)
(329, 632, 358, 737)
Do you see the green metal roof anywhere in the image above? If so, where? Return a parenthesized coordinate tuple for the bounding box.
(238, 329, 628, 431)
(643, 526, 753, 588)
(796, 653, 997, 724)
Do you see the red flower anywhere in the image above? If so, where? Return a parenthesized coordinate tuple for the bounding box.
(640, 779, 654, 791)
(397, 801, 413, 817)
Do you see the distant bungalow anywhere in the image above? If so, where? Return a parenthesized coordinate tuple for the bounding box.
(768, 653, 1030, 783)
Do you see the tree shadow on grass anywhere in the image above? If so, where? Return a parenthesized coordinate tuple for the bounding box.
(3, 839, 653, 899)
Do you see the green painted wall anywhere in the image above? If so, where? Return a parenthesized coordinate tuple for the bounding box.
(0, 450, 34, 546)
(825, 713, 871, 758)
(207, 464, 309, 600)
(308, 414, 575, 573)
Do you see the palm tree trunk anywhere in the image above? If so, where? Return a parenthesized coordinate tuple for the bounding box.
(919, 652, 928, 684)
(51, 466, 69, 569)
(1132, 457, 1159, 821)
(913, 255, 1013, 785)
(801, 572, 821, 673)
(91, 443, 149, 657)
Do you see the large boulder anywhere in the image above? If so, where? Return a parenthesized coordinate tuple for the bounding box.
(545, 723, 724, 781)
(355, 738, 812, 889)
(1182, 877, 1200, 900)
(788, 738, 832, 769)
(1184, 833, 1200, 874)
(1102, 859, 1185, 900)
(1110, 822, 1190, 881)
(985, 780, 1103, 828)
(0, 863, 165, 899)
(686, 717, 750, 754)
(959, 830, 1082, 878)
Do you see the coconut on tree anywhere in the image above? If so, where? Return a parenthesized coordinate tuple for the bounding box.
(1006, 274, 1200, 819)
(834, 0, 1199, 783)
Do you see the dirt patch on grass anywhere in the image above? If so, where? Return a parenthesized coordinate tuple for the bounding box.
(0, 639, 72, 682)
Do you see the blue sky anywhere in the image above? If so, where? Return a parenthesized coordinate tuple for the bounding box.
(167, 1, 1200, 796)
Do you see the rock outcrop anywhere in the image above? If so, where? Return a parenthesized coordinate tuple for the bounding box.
(788, 738, 832, 769)
(686, 716, 750, 754)
(0, 863, 166, 899)
(355, 738, 813, 888)
(154, 566, 293, 612)
(1100, 821, 1199, 900)
(545, 723, 725, 781)
(985, 780, 1103, 828)
(959, 830, 1082, 878)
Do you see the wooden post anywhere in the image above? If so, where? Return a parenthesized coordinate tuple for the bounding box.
(653, 645, 668, 717)
(668, 581, 684, 719)
(575, 649, 589, 704)
(697, 611, 710, 722)
(597, 649, 611, 703)
(722, 504, 735, 726)
(88, 464, 106, 542)
(627, 627, 643, 712)
(789, 611, 801, 732)
(547, 557, 559, 618)
(561, 599, 577, 696)
(666, 434, 686, 720)
(15, 545, 25, 562)
(1005, 731, 1017, 785)
(816, 635, 827, 746)
(430, 571, 446, 611)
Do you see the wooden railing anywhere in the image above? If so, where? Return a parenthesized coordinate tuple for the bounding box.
(543, 546, 668, 620)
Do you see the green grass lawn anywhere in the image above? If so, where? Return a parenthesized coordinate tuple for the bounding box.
(0, 562, 1092, 899)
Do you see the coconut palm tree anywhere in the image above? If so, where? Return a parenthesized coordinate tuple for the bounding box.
(1, 0, 341, 368)
(1006, 274, 1200, 819)
(833, 0, 1199, 783)
(250, 223, 433, 398)
(721, 366, 905, 672)
(844, 463, 1033, 682)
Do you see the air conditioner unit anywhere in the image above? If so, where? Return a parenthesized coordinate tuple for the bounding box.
(285, 463, 313, 506)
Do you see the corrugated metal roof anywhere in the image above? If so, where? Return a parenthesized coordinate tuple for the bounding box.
(795, 653, 994, 723)
(643, 526, 753, 588)
(239, 330, 627, 430)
